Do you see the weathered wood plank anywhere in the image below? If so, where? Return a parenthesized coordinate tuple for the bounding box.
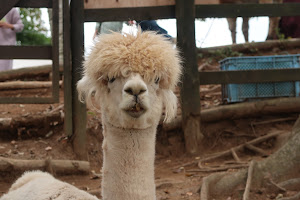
(0, 46, 52, 59)
(195, 3, 300, 18)
(0, 97, 55, 104)
(15, 0, 52, 8)
(198, 38, 300, 55)
(0, 0, 21, 20)
(84, 3, 300, 22)
(199, 69, 300, 85)
(176, 0, 203, 155)
(84, 6, 175, 22)
(84, 0, 219, 9)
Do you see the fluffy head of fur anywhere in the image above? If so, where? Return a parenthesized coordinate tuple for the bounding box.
(77, 31, 182, 128)
(83, 31, 181, 90)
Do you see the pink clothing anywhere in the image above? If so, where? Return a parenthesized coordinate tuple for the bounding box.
(0, 8, 24, 71)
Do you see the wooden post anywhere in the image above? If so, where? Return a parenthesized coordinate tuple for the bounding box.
(176, 0, 203, 154)
(0, 0, 20, 19)
(70, 0, 87, 160)
(63, 0, 73, 138)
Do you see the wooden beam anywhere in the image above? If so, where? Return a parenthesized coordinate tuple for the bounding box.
(51, 0, 60, 104)
(0, 46, 52, 59)
(84, 0, 219, 9)
(0, 0, 21, 19)
(195, 3, 300, 18)
(0, 97, 56, 104)
(176, 0, 203, 155)
(199, 69, 300, 85)
(15, 0, 52, 8)
(198, 38, 300, 55)
(84, 3, 300, 23)
(84, 6, 175, 22)
(63, 0, 73, 138)
(71, 0, 87, 160)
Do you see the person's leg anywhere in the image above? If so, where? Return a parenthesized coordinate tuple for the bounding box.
(242, 17, 249, 42)
(227, 18, 237, 43)
(0, 60, 13, 71)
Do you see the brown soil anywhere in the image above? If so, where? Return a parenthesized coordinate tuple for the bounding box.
(0, 47, 299, 200)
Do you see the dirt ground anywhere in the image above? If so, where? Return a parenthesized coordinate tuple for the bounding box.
(0, 46, 299, 200)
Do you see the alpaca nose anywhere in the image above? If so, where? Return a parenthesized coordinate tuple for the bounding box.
(124, 86, 146, 96)
(123, 81, 147, 96)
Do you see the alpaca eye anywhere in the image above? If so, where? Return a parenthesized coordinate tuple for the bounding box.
(155, 77, 160, 84)
(108, 77, 116, 83)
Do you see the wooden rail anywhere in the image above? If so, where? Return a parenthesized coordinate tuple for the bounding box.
(199, 69, 300, 85)
(80, 2, 300, 154)
(0, 0, 60, 104)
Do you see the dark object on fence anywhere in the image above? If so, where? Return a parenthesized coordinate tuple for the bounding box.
(136, 20, 172, 39)
(220, 54, 300, 103)
(279, 0, 300, 39)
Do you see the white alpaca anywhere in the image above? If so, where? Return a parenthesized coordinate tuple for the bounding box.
(77, 31, 182, 200)
(0, 171, 98, 200)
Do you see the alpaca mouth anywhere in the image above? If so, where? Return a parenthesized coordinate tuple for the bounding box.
(124, 103, 146, 118)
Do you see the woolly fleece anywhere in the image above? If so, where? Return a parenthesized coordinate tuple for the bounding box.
(0, 171, 98, 200)
(84, 31, 182, 90)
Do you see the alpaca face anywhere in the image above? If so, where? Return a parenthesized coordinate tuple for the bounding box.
(77, 32, 182, 129)
(99, 73, 163, 129)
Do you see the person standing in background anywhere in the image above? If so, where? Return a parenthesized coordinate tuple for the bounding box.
(0, 8, 24, 71)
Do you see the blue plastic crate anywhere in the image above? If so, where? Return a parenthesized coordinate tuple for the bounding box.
(220, 54, 300, 103)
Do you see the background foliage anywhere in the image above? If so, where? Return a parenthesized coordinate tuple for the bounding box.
(16, 8, 51, 45)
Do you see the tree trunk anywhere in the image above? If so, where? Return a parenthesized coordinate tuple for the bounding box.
(203, 116, 300, 198)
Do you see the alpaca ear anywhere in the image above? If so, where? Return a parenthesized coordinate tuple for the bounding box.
(161, 89, 178, 123)
(77, 75, 96, 107)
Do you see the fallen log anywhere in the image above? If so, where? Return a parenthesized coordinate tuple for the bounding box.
(0, 110, 63, 132)
(0, 65, 63, 82)
(0, 80, 62, 90)
(162, 98, 300, 130)
(202, 97, 300, 122)
(0, 157, 90, 175)
(198, 38, 300, 55)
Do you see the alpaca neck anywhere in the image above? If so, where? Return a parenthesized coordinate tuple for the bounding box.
(101, 122, 157, 200)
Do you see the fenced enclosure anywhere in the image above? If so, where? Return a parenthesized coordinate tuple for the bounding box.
(0, 0, 60, 104)
(1, 0, 300, 156)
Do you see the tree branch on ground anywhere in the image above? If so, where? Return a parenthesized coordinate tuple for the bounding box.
(200, 116, 300, 199)
(0, 157, 90, 175)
